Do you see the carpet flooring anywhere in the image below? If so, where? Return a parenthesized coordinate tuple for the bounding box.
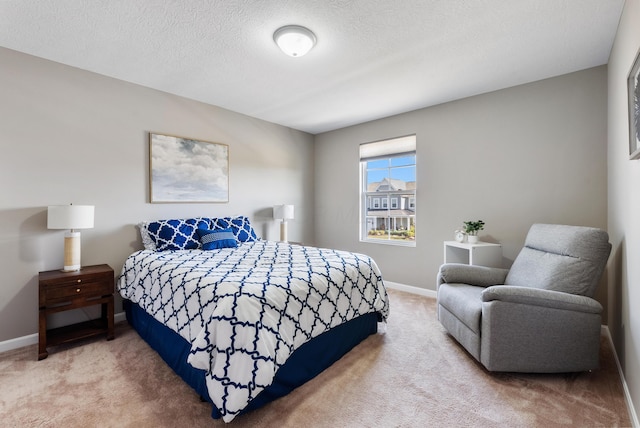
(0, 289, 631, 427)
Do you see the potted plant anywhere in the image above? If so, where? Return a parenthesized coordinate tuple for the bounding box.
(463, 220, 485, 243)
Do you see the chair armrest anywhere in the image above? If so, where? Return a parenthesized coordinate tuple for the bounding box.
(481, 286, 602, 314)
(437, 263, 509, 288)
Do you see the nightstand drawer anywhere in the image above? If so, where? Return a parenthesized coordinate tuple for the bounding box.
(45, 279, 112, 301)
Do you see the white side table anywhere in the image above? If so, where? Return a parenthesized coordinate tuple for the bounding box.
(443, 241, 502, 268)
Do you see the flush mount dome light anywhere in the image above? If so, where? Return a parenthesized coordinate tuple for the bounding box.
(273, 25, 316, 57)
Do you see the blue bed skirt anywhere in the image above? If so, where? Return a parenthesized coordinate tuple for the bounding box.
(124, 299, 379, 419)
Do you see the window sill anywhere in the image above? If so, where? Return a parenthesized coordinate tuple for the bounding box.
(360, 238, 416, 247)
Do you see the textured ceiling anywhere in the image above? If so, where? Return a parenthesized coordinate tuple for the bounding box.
(0, 0, 625, 134)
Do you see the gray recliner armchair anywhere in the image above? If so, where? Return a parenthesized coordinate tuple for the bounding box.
(437, 224, 611, 373)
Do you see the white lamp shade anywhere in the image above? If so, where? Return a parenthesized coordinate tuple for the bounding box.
(47, 205, 95, 230)
(273, 25, 316, 57)
(273, 204, 294, 221)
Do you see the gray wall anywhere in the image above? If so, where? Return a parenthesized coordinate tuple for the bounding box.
(0, 47, 314, 342)
(314, 66, 608, 300)
(607, 0, 640, 421)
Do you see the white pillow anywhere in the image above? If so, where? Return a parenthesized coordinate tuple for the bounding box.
(138, 222, 157, 251)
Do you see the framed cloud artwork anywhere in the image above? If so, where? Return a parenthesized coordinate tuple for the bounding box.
(149, 133, 229, 203)
(629, 47, 640, 160)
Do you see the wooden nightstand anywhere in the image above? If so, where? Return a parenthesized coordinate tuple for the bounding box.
(38, 264, 115, 360)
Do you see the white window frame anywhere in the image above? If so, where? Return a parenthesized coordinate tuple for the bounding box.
(359, 135, 416, 246)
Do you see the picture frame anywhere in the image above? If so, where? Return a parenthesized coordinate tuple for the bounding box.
(628, 47, 640, 160)
(149, 133, 229, 203)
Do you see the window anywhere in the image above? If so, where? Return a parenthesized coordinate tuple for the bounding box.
(360, 135, 416, 245)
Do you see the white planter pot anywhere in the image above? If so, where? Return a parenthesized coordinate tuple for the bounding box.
(467, 235, 479, 244)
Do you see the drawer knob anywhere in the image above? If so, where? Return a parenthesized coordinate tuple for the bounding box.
(76, 288, 81, 293)
(77, 279, 82, 283)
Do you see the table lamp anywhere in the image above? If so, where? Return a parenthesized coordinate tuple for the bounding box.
(273, 204, 294, 242)
(47, 204, 95, 271)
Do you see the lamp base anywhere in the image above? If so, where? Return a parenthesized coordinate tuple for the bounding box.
(63, 231, 81, 272)
(280, 221, 288, 242)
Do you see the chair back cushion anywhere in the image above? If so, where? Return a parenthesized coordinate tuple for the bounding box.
(504, 224, 611, 297)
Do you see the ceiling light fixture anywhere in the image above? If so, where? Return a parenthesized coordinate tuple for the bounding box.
(273, 25, 316, 57)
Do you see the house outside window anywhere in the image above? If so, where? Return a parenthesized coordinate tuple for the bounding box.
(360, 135, 416, 245)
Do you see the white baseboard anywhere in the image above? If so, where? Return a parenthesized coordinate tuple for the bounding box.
(384, 281, 437, 298)
(114, 311, 126, 324)
(0, 312, 127, 354)
(602, 326, 639, 428)
(0, 333, 38, 354)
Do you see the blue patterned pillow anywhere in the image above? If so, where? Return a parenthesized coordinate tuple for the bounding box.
(142, 218, 212, 251)
(196, 228, 238, 250)
(211, 216, 259, 242)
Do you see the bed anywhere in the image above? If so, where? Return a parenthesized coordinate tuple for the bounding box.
(117, 217, 389, 422)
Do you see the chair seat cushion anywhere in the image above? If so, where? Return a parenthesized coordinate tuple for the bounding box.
(437, 283, 484, 334)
